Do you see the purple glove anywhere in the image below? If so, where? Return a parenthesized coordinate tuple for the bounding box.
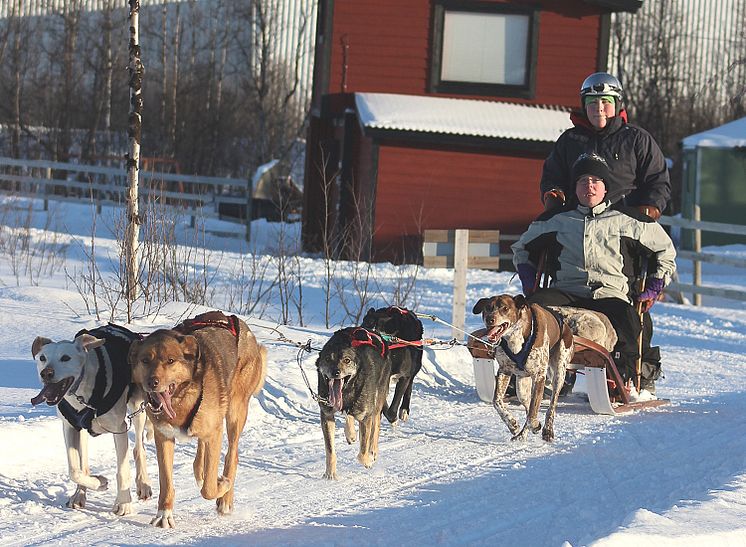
(637, 277, 665, 312)
(517, 263, 538, 296)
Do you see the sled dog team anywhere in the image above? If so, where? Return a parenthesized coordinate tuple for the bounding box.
(30, 300, 593, 526)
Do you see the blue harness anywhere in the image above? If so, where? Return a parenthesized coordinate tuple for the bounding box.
(498, 307, 564, 371)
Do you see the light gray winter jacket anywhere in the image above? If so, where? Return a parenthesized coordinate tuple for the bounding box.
(512, 201, 676, 304)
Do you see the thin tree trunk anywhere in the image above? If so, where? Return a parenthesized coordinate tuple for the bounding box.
(103, 1, 113, 156)
(169, 4, 181, 156)
(126, 0, 144, 312)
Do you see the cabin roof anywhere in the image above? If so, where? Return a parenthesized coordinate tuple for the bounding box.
(355, 93, 574, 143)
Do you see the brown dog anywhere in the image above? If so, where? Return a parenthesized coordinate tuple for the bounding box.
(128, 312, 266, 527)
(472, 295, 573, 442)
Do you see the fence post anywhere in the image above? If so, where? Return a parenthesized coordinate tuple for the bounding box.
(245, 177, 253, 242)
(44, 167, 51, 211)
(693, 147, 702, 306)
(451, 229, 468, 340)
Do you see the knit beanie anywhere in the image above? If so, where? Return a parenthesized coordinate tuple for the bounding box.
(572, 153, 611, 184)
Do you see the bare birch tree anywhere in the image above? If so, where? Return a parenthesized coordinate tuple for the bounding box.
(125, 0, 144, 314)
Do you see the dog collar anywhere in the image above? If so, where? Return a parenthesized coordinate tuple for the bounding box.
(498, 308, 538, 371)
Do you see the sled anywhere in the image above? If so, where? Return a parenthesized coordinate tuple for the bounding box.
(467, 329, 668, 415)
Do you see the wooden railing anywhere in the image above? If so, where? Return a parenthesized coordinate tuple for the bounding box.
(659, 215, 746, 305)
(0, 156, 251, 238)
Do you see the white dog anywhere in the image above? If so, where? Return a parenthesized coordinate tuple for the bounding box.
(31, 324, 152, 515)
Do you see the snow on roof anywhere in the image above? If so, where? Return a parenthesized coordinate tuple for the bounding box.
(355, 93, 573, 143)
(681, 116, 746, 149)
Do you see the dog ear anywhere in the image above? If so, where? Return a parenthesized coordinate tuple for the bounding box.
(127, 340, 141, 365)
(31, 337, 53, 358)
(472, 298, 490, 315)
(75, 333, 105, 353)
(179, 334, 200, 363)
(513, 294, 527, 309)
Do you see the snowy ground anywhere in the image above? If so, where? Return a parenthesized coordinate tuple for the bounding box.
(1, 198, 745, 546)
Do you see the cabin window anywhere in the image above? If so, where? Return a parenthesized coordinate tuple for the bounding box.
(430, 1, 538, 98)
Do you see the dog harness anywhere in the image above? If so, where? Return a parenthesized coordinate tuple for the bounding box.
(348, 327, 387, 356)
(498, 307, 565, 371)
(58, 324, 141, 436)
(173, 311, 240, 340)
(498, 309, 538, 371)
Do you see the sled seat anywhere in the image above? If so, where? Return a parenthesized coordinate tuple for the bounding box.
(467, 329, 668, 415)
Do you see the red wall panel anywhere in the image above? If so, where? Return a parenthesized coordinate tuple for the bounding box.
(372, 144, 546, 260)
(326, 0, 604, 108)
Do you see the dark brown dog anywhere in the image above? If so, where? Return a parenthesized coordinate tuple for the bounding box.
(128, 312, 266, 527)
(472, 295, 573, 441)
(362, 306, 424, 423)
(317, 327, 391, 479)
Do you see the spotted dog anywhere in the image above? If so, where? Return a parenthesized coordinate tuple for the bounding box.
(31, 324, 152, 515)
(472, 295, 574, 442)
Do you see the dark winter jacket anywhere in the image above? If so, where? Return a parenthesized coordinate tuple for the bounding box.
(540, 111, 671, 213)
(512, 201, 676, 304)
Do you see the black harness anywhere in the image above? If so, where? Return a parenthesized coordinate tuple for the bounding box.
(58, 324, 140, 436)
(498, 307, 565, 371)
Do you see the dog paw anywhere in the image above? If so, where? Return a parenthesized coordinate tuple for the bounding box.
(216, 497, 233, 516)
(322, 470, 338, 480)
(357, 452, 374, 469)
(151, 509, 176, 528)
(66, 488, 86, 509)
(93, 475, 109, 491)
(542, 427, 555, 442)
(530, 420, 542, 434)
(216, 476, 232, 498)
(511, 429, 529, 442)
(398, 409, 409, 422)
(137, 482, 153, 501)
(112, 501, 133, 516)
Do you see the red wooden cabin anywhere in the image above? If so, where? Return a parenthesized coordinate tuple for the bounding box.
(302, 0, 643, 263)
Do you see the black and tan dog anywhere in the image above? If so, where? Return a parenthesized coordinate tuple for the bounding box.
(317, 327, 391, 479)
(472, 295, 573, 442)
(128, 311, 266, 528)
(362, 306, 424, 423)
(31, 324, 152, 515)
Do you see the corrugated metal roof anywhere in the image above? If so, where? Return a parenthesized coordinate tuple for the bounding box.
(355, 93, 573, 143)
(681, 116, 746, 149)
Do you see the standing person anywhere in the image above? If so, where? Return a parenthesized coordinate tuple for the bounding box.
(540, 72, 671, 220)
(513, 153, 676, 400)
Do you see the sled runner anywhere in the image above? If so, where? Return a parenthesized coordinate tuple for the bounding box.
(467, 329, 668, 415)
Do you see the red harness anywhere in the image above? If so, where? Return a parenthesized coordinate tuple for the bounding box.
(174, 311, 240, 338)
(349, 327, 387, 357)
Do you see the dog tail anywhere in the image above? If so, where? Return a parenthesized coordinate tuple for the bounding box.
(252, 344, 268, 396)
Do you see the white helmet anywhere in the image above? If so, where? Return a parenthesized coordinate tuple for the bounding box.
(580, 72, 623, 114)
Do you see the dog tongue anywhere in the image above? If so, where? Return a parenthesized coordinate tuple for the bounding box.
(328, 378, 343, 412)
(31, 384, 57, 406)
(30, 379, 71, 406)
(488, 324, 507, 341)
(156, 390, 177, 420)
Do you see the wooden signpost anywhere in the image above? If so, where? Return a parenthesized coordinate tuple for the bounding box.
(423, 229, 505, 339)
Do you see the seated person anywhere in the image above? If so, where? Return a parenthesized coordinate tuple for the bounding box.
(512, 153, 676, 398)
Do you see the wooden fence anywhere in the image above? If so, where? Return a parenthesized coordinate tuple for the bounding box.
(0, 156, 251, 239)
(659, 215, 746, 305)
